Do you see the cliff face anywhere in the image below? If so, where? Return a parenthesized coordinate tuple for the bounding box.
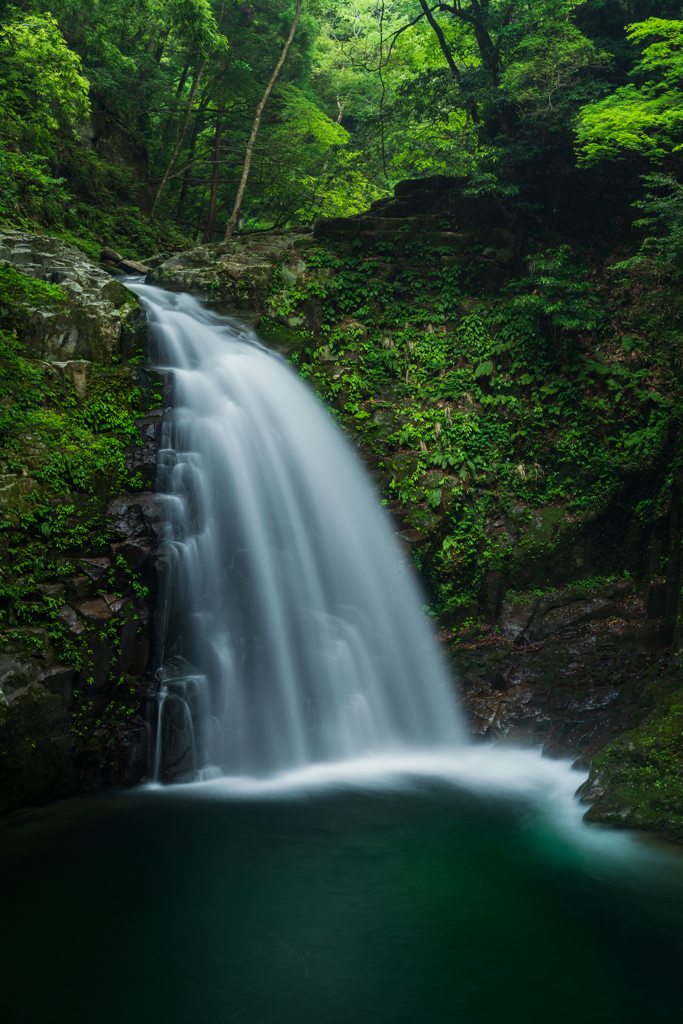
(0, 233, 163, 812)
(148, 176, 683, 840)
(4, 177, 683, 839)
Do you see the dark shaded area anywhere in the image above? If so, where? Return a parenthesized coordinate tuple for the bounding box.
(2, 786, 683, 1024)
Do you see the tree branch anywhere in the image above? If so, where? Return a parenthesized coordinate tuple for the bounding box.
(419, 0, 460, 80)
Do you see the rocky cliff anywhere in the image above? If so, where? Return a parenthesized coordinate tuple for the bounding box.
(4, 176, 683, 840)
(0, 232, 163, 812)
(146, 175, 683, 841)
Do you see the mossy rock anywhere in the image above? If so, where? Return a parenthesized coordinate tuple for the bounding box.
(581, 664, 683, 841)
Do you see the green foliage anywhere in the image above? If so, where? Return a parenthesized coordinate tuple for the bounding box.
(613, 173, 683, 274)
(0, 145, 69, 225)
(0, 351, 144, 498)
(509, 245, 606, 337)
(236, 85, 383, 228)
(0, 263, 66, 312)
(0, 268, 155, 767)
(277, 231, 683, 617)
(576, 18, 683, 165)
(586, 667, 683, 840)
(0, 13, 89, 154)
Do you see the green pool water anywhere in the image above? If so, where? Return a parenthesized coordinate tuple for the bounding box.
(2, 765, 682, 1024)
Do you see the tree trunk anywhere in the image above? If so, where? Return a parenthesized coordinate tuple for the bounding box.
(150, 61, 207, 221)
(419, 1, 459, 79)
(161, 61, 192, 139)
(176, 112, 203, 222)
(224, 0, 303, 240)
(202, 110, 223, 242)
(419, 2, 480, 122)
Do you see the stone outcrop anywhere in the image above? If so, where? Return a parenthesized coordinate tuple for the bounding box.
(0, 492, 165, 814)
(0, 229, 145, 363)
(0, 492, 162, 809)
(0, 233, 163, 813)
(445, 583, 663, 753)
(147, 231, 312, 322)
(315, 174, 525, 287)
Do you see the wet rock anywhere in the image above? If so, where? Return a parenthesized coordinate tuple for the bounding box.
(576, 656, 683, 840)
(148, 233, 310, 318)
(125, 412, 162, 487)
(451, 591, 667, 760)
(0, 230, 146, 364)
(119, 259, 150, 275)
(57, 605, 85, 635)
(498, 593, 540, 640)
(141, 252, 170, 270)
(100, 247, 123, 263)
(77, 598, 113, 621)
(66, 576, 91, 601)
(532, 595, 615, 638)
(78, 557, 111, 584)
(0, 471, 39, 510)
(111, 537, 153, 571)
(498, 579, 634, 642)
(158, 692, 196, 783)
(398, 528, 426, 549)
(0, 629, 79, 810)
(106, 494, 162, 540)
(0, 629, 75, 703)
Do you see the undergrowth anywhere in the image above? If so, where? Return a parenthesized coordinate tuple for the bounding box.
(276, 239, 683, 618)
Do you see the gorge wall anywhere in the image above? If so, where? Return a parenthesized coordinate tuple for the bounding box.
(0, 232, 163, 812)
(145, 175, 683, 841)
(3, 175, 683, 842)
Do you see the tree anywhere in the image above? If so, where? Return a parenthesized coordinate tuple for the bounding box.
(0, 14, 89, 157)
(149, 0, 227, 220)
(224, 0, 303, 240)
(576, 18, 683, 165)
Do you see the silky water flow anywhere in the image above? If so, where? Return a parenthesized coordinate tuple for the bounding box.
(134, 285, 463, 782)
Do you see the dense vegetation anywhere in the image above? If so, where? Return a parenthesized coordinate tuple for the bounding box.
(3, 0, 683, 826)
(0, 0, 681, 250)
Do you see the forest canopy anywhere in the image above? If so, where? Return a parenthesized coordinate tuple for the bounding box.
(0, 0, 682, 253)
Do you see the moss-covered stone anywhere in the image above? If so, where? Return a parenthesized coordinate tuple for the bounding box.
(0, 230, 144, 363)
(149, 233, 311, 320)
(0, 234, 160, 812)
(580, 661, 683, 841)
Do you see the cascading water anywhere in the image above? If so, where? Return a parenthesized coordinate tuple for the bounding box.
(133, 284, 463, 781)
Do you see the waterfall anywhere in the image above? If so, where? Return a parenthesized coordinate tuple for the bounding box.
(134, 285, 463, 781)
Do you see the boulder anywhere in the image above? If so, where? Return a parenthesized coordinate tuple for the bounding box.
(119, 259, 151, 275)
(0, 230, 146, 363)
(100, 247, 123, 263)
(77, 598, 113, 621)
(148, 233, 310, 318)
(106, 493, 163, 540)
